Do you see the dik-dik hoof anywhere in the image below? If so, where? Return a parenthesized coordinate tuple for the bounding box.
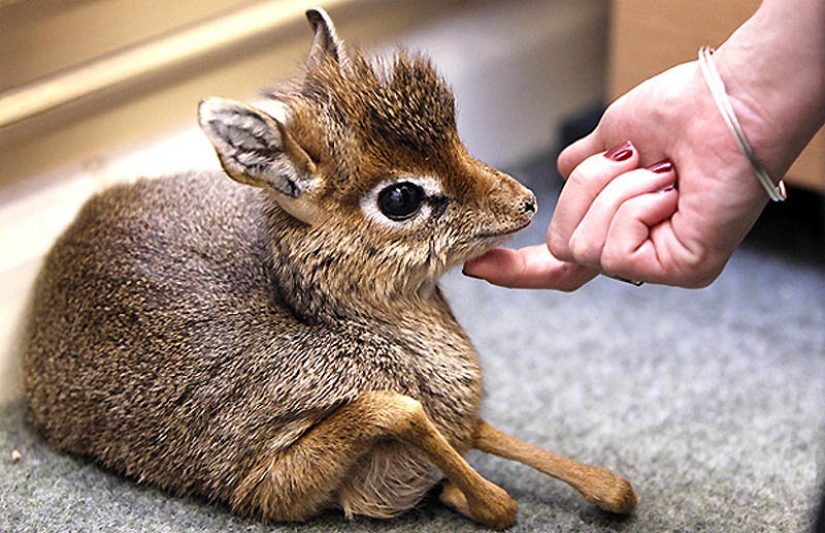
(579, 467, 638, 515)
(440, 479, 518, 530)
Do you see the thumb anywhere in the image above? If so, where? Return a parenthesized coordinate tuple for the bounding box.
(463, 246, 598, 291)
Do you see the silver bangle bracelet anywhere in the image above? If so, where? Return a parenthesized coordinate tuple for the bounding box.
(697, 46, 787, 202)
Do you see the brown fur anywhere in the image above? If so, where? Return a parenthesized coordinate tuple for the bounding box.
(22, 8, 635, 529)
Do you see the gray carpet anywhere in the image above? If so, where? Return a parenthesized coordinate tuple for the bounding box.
(2, 154, 824, 532)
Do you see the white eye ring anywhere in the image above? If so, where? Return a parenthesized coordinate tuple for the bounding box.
(360, 176, 444, 228)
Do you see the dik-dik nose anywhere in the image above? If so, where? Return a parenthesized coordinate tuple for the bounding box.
(508, 182, 537, 220)
(521, 191, 537, 216)
(493, 178, 537, 224)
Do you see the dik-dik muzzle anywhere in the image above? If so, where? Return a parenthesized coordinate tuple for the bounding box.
(467, 162, 537, 242)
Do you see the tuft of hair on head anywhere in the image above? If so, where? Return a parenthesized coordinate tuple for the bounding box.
(300, 49, 458, 157)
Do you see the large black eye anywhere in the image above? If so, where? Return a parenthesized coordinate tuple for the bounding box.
(377, 182, 425, 221)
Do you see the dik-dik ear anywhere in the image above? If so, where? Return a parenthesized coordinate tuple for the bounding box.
(305, 7, 348, 70)
(198, 97, 320, 224)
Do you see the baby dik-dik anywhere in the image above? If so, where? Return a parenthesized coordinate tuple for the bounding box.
(23, 8, 636, 529)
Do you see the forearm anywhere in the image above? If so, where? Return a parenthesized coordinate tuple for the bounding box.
(715, 0, 825, 180)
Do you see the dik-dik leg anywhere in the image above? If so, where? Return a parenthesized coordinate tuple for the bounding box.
(232, 391, 517, 530)
(471, 420, 638, 514)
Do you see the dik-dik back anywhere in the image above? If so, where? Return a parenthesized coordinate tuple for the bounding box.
(23, 9, 636, 529)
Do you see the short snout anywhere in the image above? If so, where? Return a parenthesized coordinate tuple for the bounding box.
(474, 169, 537, 239)
(498, 174, 537, 226)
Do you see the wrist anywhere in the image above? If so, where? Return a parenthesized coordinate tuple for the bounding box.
(712, 0, 825, 180)
(698, 47, 786, 202)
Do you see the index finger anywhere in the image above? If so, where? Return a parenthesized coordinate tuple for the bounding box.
(548, 142, 640, 262)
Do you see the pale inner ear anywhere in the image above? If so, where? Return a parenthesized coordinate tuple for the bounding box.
(198, 97, 321, 225)
(199, 98, 284, 186)
(199, 97, 314, 191)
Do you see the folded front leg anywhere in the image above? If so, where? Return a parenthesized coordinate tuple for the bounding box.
(474, 420, 638, 514)
(232, 391, 517, 529)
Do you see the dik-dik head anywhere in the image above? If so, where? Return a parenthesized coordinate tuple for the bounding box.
(198, 8, 535, 306)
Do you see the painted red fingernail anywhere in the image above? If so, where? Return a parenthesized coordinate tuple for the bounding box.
(647, 158, 674, 174)
(604, 141, 634, 162)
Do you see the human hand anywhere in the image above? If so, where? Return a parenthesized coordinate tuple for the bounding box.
(466, 58, 772, 290)
(466, 0, 825, 291)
